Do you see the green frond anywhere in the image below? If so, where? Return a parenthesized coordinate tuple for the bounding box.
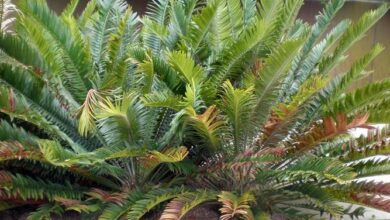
(102, 8, 138, 89)
(0, 64, 101, 152)
(168, 51, 205, 85)
(142, 90, 182, 111)
(141, 146, 189, 170)
(326, 182, 390, 213)
(278, 0, 304, 38)
(61, 0, 79, 18)
(283, 19, 350, 99)
(0, 171, 85, 202)
(224, 0, 244, 40)
(77, 89, 103, 136)
(283, 185, 345, 216)
(27, 204, 64, 220)
(262, 0, 304, 50)
(319, 3, 389, 76)
(327, 80, 390, 116)
(184, 105, 225, 151)
(186, 0, 220, 53)
(38, 140, 78, 167)
(276, 75, 328, 120)
(98, 189, 144, 220)
(283, 157, 356, 184)
(146, 0, 170, 25)
(351, 159, 390, 178)
(258, 0, 282, 26)
(141, 17, 169, 54)
(127, 187, 187, 220)
(167, 1, 187, 40)
(0, 120, 38, 145)
(78, 0, 97, 28)
(0, 86, 83, 150)
(280, 0, 345, 101)
(302, 0, 345, 56)
(90, 0, 128, 79)
(38, 140, 122, 175)
(0, 33, 81, 110)
(368, 109, 390, 123)
(96, 92, 151, 147)
(143, 0, 170, 53)
(19, 0, 93, 102)
(0, 0, 389, 219)
(135, 54, 156, 94)
(161, 190, 217, 219)
(251, 39, 303, 136)
(328, 43, 384, 102)
(241, 0, 256, 28)
(148, 55, 185, 94)
(0, 33, 47, 72)
(220, 81, 255, 151)
(206, 0, 233, 53)
(206, 18, 269, 96)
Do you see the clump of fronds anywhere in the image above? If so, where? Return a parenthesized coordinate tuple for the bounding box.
(0, 0, 389, 219)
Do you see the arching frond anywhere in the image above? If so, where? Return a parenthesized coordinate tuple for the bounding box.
(283, 19, 350, 99)
(96, 92, 153, 147)
(251, 39, 303, 135)
(186, 0, 220, 53)
(0, 64, 99, 152)
(127, 187, 187, 220)
(0, 170, 85, 202)
(18, 0, 93, 102)
(184, 105, 225, 151)
(160, 190, 217, 220)
(61, 0, 79, 18)
(140, 146, 189, 170)
(90, 0, 128, 80)
(329, 43, 384, 101)
(283, 157, 356, 184)
(206, 18, 270, 96)
(98, 189, 144, 220)
(319, 3, 389, 76)
(27, 204, 64, 220)
(78, 0, 97, 28)
(328, 80, 390, 116)
(168, 51, 205, 85)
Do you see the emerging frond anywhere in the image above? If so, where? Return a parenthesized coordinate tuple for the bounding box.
(218, 191, 254, 220)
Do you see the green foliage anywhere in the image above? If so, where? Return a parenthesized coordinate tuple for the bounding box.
(0, 0, 389, 219)
(27, 204, 64, 220)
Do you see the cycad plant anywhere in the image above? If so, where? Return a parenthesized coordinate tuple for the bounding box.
(0, 0, 390, 219)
